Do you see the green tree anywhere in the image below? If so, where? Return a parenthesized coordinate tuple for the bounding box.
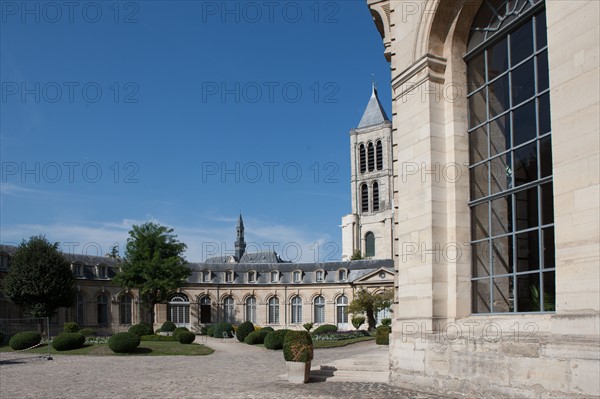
(347, 288, 393, 331)
(350, 250, 364, 260)
(113, 222, 190, 326)
(2, 236, 75, 318)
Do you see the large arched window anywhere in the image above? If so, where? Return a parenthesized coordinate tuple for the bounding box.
(313, 296, 325, 324)
(376, 140, 383, 170)
(361, 184, 369, 213)
(97, 293, 108, 326)
(359, 144, 366, 174)
(336, 295, 348, 325)
(367, 142, 375, 172)
(199, 296, 211, 324)
(119, 294, 133, 325)
(467, 0, 554, 314)
(291, 296, 302, 324)
(268, 297, 279, 324)
(373, 182, 380, 212)
(365, 232, 375, 258)
(75, 292, 85, 326)
(245, 296, 257, 323)
(168, 294, 190, 326)
(223, 296, 235, 323)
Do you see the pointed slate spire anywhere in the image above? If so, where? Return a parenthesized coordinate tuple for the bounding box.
(235, 214, 246, 261)
(357, 83, 390, 128)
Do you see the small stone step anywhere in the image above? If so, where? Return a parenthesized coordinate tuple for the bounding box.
(310, 369, 389, 383)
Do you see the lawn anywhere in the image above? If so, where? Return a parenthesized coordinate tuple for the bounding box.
(0, 341, 214, 356)
(313, 335, 375, 348)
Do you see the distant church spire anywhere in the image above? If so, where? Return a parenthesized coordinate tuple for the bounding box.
(357, 80, 389, 128)
(235, 214, 246, 260)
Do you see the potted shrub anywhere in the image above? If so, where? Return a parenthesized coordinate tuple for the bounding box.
(283, 330, 313, 383)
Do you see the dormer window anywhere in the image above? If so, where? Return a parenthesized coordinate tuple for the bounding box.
(315, 270, 324, 283)
(338, 269, 347, 281)
(248, 271, 257, 283)
(97, 265, 107, 279)
(270, 271, 279, 283)
(225, 270, 234, 283)
(293, 270, 302, 283)
(73, 264, 83, 277)
(201, 270, 211, 283)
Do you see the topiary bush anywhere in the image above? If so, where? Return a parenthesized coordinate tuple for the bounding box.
(244, 330, 270, 345)
(264, 329, 291, 350)
(352, 316, 366, 329)
(303, 322, 313, 332)
(313, 324, 338, 335)
(283, 330, 313, 362)
(79, 328, 96, 337)
(207, 325, 216, 337)
(108, 332, 141, 353)
(177, 331, 196, 344)
(173, 327, 189, 340)
(381, 318, 392, 327)
(128, 323, 153, 337)
(261, 326, 274, 333)
(63, 322, 79, 333)
(375, 325, 391, 345)
(236, 321, 255, 342)
(9, 331, 42, 350)
(52, 332, 85, 351)
(159, 321, 176, 332)
(213, 322, 234, 338)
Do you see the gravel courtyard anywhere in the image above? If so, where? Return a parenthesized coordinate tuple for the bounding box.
(0, 338, 446, 399)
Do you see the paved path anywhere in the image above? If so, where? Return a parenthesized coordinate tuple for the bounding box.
(0, 337, 447, 398)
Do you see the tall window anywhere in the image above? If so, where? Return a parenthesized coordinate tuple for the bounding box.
(75, 292, 85, 326)
(291, 296, 302, 324)
(376, 140, 383, 170)
(359, 144, 366, 174)
(245, 296, 257, 323)
(314, 296, 325, 324)
(293, 270, 302, 283)
(315, 270, 324, 283)
(338, 269, 347, 281)
(119, 294, 133, 325)
(97, 293, 108, 326)
(223, 296, 235, 323)
(367, 142, 375, 172)
(268, 297, 279, 324)
(373, 182, 380, 212)
(202, 270, 211, 282)
(248, 271, 256, 283)
(168, 294, 190, 326)
(365, 232, 375, 258)
(376, 306, 392, 326)
(361, 184, 369, 213)
(225, 270, 234, 283)
(199, 296, 211, 324)
(270, 271, 279, 283)
(467, 0, 554, 313)
(336, 295, 348, 325)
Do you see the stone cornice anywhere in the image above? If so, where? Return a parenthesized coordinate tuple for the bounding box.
(392, 53, 447, 99)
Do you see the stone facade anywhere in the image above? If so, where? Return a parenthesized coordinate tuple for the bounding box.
(366, 0, 599, 397)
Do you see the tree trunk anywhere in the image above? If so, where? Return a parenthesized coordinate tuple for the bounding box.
(367, 310, 376, 331)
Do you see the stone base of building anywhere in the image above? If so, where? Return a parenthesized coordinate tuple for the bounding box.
(389, 315, 600, 398)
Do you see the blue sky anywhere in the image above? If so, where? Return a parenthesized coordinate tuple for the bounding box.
(0, 1, 391, 262)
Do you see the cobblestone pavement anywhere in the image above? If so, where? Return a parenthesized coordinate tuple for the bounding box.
(0, 338, 449, 399)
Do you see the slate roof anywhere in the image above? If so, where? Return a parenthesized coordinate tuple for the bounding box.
(357, 87, 390, 128)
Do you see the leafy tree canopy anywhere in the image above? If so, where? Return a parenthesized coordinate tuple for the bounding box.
(2, 235, 75, 318)
(113, 222, 190, 325)
(347, 288, 393, 331)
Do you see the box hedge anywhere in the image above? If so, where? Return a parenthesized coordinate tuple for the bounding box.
(313, 324, 338, 335)
(63, 322, 79, 333)
(159, 321, 176, 332)
(173, 327, 189, 340)
(264, 329, 291, 350)
(177, 331, 196, 344)
(52, 332, 85, 351)
(244, 329, 270, 345)
(283, 331, 313, 362)
(236, 321, 255, 342)
(128, 323, 154, 337)
(212, 322, 234, 338)
(9, 331, 42, 350)
(108, 332, 141, 353)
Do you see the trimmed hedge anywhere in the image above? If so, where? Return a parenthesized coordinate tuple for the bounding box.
(375, 326, 391, 345)
(52, 332, 85, 351)
(9, 331, 42, 350)
(177, 331, 196, 344)
(79, 328, 96, 337)
(264, 329, 291, 350)
(140, 334, 175, 342)
(173, 327, 189, 340)
(260, 327, 274, 333)
(244, 330, 270, 345)
(213, 322, 234, 338)
(207, 326, 216, 337)
(313, 324, 338, 335)
(236, 321, 255, 342)
(283, 330, 313, 362)
(160, 321, 176, 332)
(128, 323, 153, 337)
(63, 322, 79, 333)
(109, 332, 141, 353)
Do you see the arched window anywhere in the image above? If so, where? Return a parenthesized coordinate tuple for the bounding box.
(97, 293, 108, 326)
(365, 232, 375, 258)
(338, 269, 347, 281)
(119, 294, 133, 325)
(291, 296, 302, 324)
(467, 0, 554, 314)
(373, 182, 380, 212)
(376, 140, 383, 170)
(268, 297, 279, 324)
(75, 292, 85, 326)
(336, 295, 348, 325)
(361, 184, 369, 213)
(168, 294, 190, 326)
(367, 142, 375, 172)
(359, 144, 366, 174)
(199, 296, 211, 324)
(245, 296, 256, 323)
(223, 296, 235, 323)
(313, 296, 325, 324)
